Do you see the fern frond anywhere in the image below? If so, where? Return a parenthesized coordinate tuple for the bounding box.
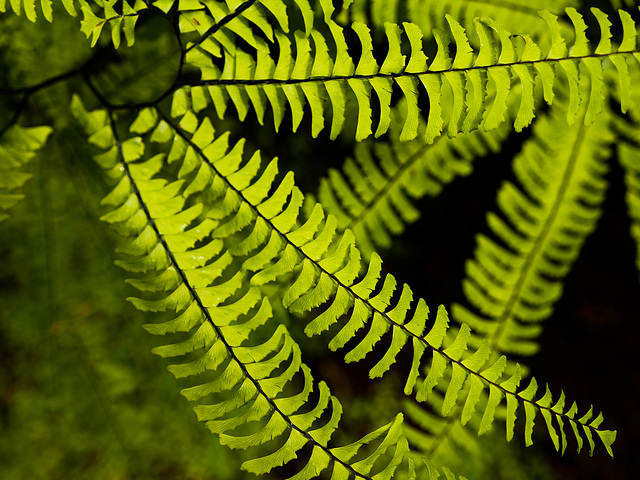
(400, 78, 615, 469)
(317, 101, 510, 256)
(120, 93, 617, 459)
(78, 0, 144, 48)
(181, 7, 640, 142)
(72, 95, 425, 480)
(451, 82, 614, 356)
(410, 344, 615, 457)
(0, 0, 59, 22)
(0, 124, 51, 222)
(0, 1, 628, 478)
(402, 355, 533, 468)
(619, 141, 640, 284)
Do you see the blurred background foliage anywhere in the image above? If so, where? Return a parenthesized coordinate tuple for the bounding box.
(0, 123, 245, 479)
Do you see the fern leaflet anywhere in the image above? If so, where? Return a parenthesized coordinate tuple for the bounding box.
(0, 124, 51, 222)
(317, 101, 510, 257)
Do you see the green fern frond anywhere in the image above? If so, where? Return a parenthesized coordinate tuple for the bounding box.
(451, 83, 614, 356)
(0, 1, 632, 478)
(69, 4, 623, 461)
(0, 124, 51, 222)
(72, 95, 422, 480)
(400, 78, 615, 469)
(73, 73, 618, 468)
(179, 0, 315, 48)
(317, 102, 510, 257)
(181, 7, 640, 142)
(409, 344, 615, 457)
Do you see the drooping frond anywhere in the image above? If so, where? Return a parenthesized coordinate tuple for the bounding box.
(0, 124, 51, 222)
(405, 336, 615, 457)
(180, 6, 640, 142)
(72, 96, 423, 480)
(317, 101, 510, 257)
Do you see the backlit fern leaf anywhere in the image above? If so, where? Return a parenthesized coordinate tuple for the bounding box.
(78, 0, 143, 48)
(397, 73, 616, 473)
(0, 1, 633, 478)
